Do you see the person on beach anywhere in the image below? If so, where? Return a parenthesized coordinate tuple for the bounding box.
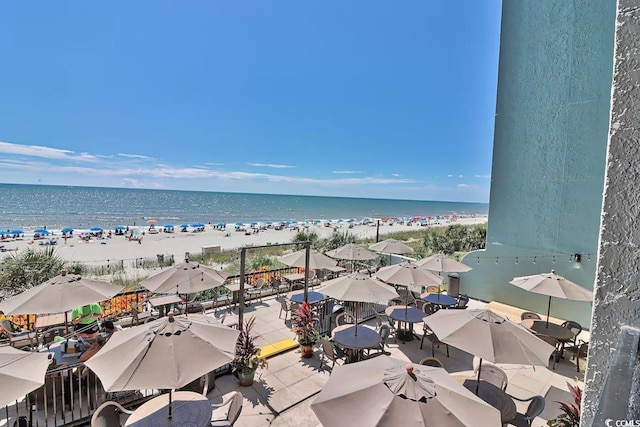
(71, 303, 102, 340)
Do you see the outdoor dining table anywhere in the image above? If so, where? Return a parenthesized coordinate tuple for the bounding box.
(422, 293, 457, 308)
(521, 319, 574, 341)
(462, 379, 516, 424)
(41, 341, 82, 366)
(385, 305, 424, 342)
(332, 324, 381, 362)
(35, 312, 68, 328)
(223, 283, 243, 309)
(125, 391, 211, 427)
(149, 295, 182, 317)
(289, 290, 325, 304)
(282, 273, 305, 290)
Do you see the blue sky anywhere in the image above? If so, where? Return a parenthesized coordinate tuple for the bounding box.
(0, 1, 501, 203)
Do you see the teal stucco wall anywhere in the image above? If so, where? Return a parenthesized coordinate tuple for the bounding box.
(460, 0, 616, 328)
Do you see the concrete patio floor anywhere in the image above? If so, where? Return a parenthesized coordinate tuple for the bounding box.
(202, 293, 587, 427)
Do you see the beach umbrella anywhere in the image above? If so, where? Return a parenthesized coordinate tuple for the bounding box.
(90, 227, 102, 232)
(180, 224, 189, 228)
(375, 261, 442, 294)
(311, 355, 501, 427)
(140, 259, 227, 294)
(33, 228, 49, 234)
(326, 243, 378, 261)
(0, 231, 7, 236)
(147, 219, 157, 225)
(0, 270, 123, 315)
(319, 273, 398, 336)
(85, 313, 239, 417)
(216, 222, 225, 227)
(164, 224, 174, 228)
(509, 270, 593, 326)
(369, 239, 414, 255)
(415, 254, 472, 273)
(423, 309, 555, 394)
(278, 249, 337, 270)
(114, 225, 126, 231)
(10, 229, 24, 235)
(61, 227, 74, 233)
(0, 347, 51, 408)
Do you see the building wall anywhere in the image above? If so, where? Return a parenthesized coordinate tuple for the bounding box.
(460, 0, 616, 328)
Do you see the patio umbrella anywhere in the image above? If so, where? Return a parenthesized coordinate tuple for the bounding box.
(311, 355, 501, 427)
(423, 309, 555, 394)
(375, 261, 442, 294)
(326, 243, 378, 261)
(319, 273, 399, 336)
(0, 347, 51, 407)
(278, 249, 337, 270)
(0, 270, 123, 315)
(415, 254, 472, 273)
(509, 270, 593, 327)
(140, 259, 228, 294)
(368, 239, 414, 255)
(85, 313, 239, 417)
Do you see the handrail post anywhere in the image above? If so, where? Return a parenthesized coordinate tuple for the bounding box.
(304, 241, 310, 303)
(238, 247, 246, 331)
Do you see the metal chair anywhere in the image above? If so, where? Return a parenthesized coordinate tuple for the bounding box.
(454, 294, 470, 309)
(425, 285, 440, 294)
(420, 323, 449, 357)
(278, 297, 292, 321)
(211, 391, 243, 426)
(245, 278, 266, 304)
(90, 401, 133, 427)
(1, 319, 40, 349)
(367, 324, 391, 357)
(520, 312, 541, 321)
(563, 340, 589, 372)
(335, 312, 354, 327)
(560, 320, 583, 347)
(475, 363, 508, 391)
(507, 395, 545, 427)
(321, 338, 347, 371)
(419, 356, 444, 368)
(538, 335, 560, 370)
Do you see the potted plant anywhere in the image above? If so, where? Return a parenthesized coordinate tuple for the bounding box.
(291, 301, 320, 358)
(547, 381, 582, 427)
(231, 316, 268, 386)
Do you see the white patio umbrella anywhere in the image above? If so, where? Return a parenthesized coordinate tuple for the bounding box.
(0, 347, 51, 407)
(85, 313, 239, 417)
(311, 355, 501, 427)
(375, 261, 443, 294)
(368, 239, 414, 255)
(278, 249, 337, 270)
(319, 273, 399, 336)
(140, 259, 228, 294)
(326, 243, 378, 261)
(509, 270, 593, 327)
(415, 254, 472, 273)
(423, 309, 555, 394)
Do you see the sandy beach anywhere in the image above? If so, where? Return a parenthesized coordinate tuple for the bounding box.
(1, 217, 487, 265)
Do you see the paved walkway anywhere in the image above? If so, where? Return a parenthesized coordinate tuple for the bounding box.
(202, 295, 586, 427)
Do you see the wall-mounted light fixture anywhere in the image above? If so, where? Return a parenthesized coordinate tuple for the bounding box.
(574, 253, 582, 263)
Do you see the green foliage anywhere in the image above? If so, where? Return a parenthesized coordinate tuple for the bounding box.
(291, 301, 320, 345)
(423, 224, 486, 255)
(232, 316, 268, 373)
(316, 231, 357, 252)
(247, 253, 279, 271)
(0, 247, 72, 296)
(291, 230, 320, 250)
(547, 382, 582, 427)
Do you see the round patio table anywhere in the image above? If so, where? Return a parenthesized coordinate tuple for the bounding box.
(125, 391, 211, 427)
(521, 319, 574, 341)
(332, 324, 381, 362)
(289, 291, 325, 304)
(421, 293, 457, 307)
(462, 379, 516, 424)
(385, 305, 424, 342)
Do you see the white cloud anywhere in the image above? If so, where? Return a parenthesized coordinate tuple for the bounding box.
(458, 174, 465, 178)
(204, 162, 224, 166)
(391, 173, 401, 177)
(332, 170, 364, 174)
(118, 153, 152, 160)
(458, 183, 472, 188)
(247, 162, 296, 169)
(0, 141, 98, 161)
(474, 174, 491, 179)
(447, 174, 454, 178)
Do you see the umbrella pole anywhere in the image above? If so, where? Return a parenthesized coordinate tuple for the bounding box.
(65, 312, 69, 335)
(475, 359, 483, 395)
(546, 296, 552, 328)
(168, 389, 172, 419)
(355, 303, 359, 336)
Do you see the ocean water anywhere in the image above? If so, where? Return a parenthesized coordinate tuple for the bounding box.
(0, 184, 488, 230)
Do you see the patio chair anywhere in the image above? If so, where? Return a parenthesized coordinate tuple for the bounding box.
(394, 288, 417, 306)
(374, 310, 397, 335)
(419, 356, 444, 368)
(425, 285, 440, 294)
(245, 278, 266, 304)
(420, 324, 449, 357)
(335, 312, 355, 327)
(454, 294, 470, 309)
(271, 277, 290, 295)
(520, 312, 541, 321)
(538, 335, 560, 370)
(278, 297, 293, 321)
(210, 391, 243, 426)
(415, 299, 426, 311)
(507, 395, 545, 427)
(90, 401, 133, 427)
(177, 374, 209, 395)
(559, 320, 583, 347)
(563, 340, 589, 372)
(421, 302, 439, 316)
(367, 324, 391, 357)
(321, 338, 348, 371)
(475, 363, 508, 391)
(1, 319, 40, 350)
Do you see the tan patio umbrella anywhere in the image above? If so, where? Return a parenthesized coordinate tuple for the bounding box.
(319, 272, 399, 336)
(368, 238, 414, 255)
(509, 270, 593, 327)
(415, 253, 472, 273)
(278, 249, 337, 270)
(311, 355, 501, 427)
(140, 259, 228, 294)
(423, 309, 555, 394)
(375, 261, 443, 294)
(0, 270, 123, 315)
(85, 313, 239, 417)
(326, 243, 378, 261)
(0, 346, 51, 407)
